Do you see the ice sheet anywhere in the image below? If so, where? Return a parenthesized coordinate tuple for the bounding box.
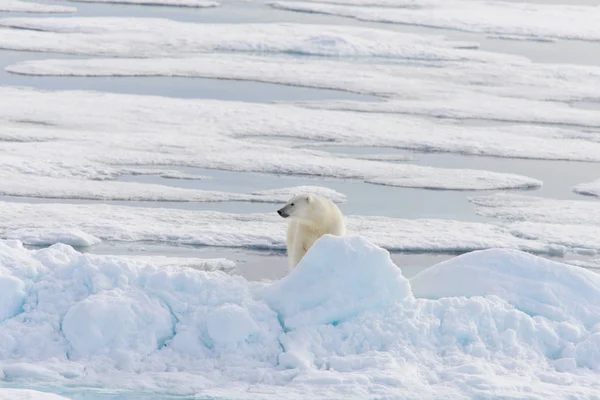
(270, 0, 600, 42)
(0, 0, 76, 13)
(0, 87, 541, 191)
(0, 236, 599, 398)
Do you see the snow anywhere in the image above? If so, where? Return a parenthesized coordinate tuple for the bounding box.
(0, 87, 542, 191)
(0, 170, 345, 203)
(0, 0, 76, 13)
(261, 235, 411, 329)
(0, 389, 68, 400)
(3, 228, 101, 247)
(65, 0, 219, 7)
(469, 193, 600, 257)
(470, 193, 600, 226)
(0, 236, 600, 397)
(270, 0, 600, 42)
(574, 179, 600, 198)
(117, 255, 236, 271)
(8, 52, 600, 135)
(0, 200, 568, 255)
(251, 186, 346, 203)
(0, 275, 26, 322)
(411, 248, 600, 326)
(0, 17, 482, 59)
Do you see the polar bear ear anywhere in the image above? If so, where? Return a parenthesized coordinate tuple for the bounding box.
(306, 194, 312, 204)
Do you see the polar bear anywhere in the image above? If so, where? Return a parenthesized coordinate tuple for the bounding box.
(277, 193, 346, 269)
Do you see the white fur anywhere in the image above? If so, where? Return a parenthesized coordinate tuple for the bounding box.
(277, 193, 346, 269)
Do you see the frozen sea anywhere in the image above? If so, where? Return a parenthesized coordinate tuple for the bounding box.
(1, 0, 600, 398)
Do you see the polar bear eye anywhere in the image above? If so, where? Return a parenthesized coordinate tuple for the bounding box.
(290, 203, 295, 206)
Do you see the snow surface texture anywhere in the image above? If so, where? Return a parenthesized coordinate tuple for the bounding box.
(11, 53, 600, 130)
(0, 236, 599, 398)
(0, 87, 541, 192)
(470, 193, 600, 256)
(4, 18, 600, 129)
(0, 389, 68, 400)
(0, 0, 76, 13)
(0, 170, 345, 203)
(65, 0, 219, 7)
(574, 179, 600, 198)
(0, 200, 570, 256)
(270, 0, 600, 42)
(0, 18, 482, 59)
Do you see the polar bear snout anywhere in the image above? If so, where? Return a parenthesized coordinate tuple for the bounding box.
(277, 207, 290, 218)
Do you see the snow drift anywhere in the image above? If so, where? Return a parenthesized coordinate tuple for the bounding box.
(0, 235, 599, 398)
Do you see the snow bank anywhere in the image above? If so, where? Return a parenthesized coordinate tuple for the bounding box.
(411, 248, 600, 326)
(66, 0, 219, 7)
(271, 0, 600, 42)
(0, 0, 76, 13)
(0, 87, 542, 191)
(0, 237, 600, 397)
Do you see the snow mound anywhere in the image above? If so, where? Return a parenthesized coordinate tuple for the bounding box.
(411, 248, 600, 326)
(0, 238, 600, 397)
(262, 235, 410, 329)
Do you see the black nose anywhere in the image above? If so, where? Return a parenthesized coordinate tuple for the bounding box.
(277, 209, 283, 216)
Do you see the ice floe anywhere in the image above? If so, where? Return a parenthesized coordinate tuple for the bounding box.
(0, 200, 567, 255)
(574, 179, 600, 198)
(270, 0, 600, 42)
(470, 193, 600, 226)
(0, 170, 346, 203)
(0, 236, 599, 397)
(470, 193, 600, 256)
(0, 17, 484, 59)
(65, 0, 219, 7)
(0, 389, 68, 399)
(115, 255, 236, 271)
(0, 0, 76, 13)
(0, 87, 541, 191)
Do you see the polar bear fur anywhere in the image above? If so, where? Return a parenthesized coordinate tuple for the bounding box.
(277, 193, 346, 269)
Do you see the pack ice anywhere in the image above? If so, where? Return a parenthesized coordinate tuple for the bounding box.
(0, 235, 599, 398)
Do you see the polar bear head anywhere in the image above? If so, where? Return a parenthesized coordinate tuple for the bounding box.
(276, 193, 315, 220)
